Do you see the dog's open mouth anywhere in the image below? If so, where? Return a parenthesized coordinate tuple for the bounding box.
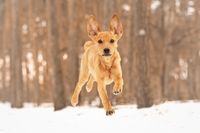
(102, 54, 112, 56)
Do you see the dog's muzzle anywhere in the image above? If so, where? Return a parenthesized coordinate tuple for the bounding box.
(103, 48, 111, 56)
(102, 53, 112, 56)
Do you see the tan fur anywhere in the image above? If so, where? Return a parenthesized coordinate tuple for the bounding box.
(71, 15, 123, 115)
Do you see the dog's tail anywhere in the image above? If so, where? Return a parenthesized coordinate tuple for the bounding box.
(84, 41, 93, 51)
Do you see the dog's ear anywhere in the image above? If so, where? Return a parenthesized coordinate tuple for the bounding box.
(109, 15, 123, 38)
(87, 15, 100, 39)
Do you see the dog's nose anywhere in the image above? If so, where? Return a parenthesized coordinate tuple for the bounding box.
(104, 48, 110, 54)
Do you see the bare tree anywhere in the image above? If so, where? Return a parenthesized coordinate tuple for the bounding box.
(0, 0, 5, 100)
(46, 0, 66, 110)
(134, 0, 154, 108)
(10, 0, 23, 108)
(1, 0, 200, 107)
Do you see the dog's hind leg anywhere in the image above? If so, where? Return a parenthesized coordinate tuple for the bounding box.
(71, 58, 89, 106)
(86, 75, 94, 92)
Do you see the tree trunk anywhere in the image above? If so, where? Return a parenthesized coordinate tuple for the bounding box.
(0, 0, 5, 100)
(134, 0, 153, 108)
(10, 0, 23, 108)
(46, 0, 66, 111)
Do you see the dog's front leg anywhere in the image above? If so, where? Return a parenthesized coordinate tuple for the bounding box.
(112, 61, 124, 95)
(113, 74, 123, 95)
(97, 80, 114, 115)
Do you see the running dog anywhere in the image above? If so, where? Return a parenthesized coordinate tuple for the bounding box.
(71, 15, 124, 115)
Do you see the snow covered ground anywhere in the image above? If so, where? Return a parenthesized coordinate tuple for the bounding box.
(0, 101, 200, 133)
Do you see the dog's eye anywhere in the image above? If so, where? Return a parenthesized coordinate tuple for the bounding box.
(110, 39, 115, 43)
(98, 39, 103, 44)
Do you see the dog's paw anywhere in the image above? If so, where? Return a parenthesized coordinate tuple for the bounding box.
(86, 85, 92, 92)
(71, 95, 79, 107)
(113, 85, 123, 95)
(106, 109, 115, 116)
(86, 79, 93, 93)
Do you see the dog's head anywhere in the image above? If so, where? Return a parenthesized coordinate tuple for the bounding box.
(87, 15, 123, 57)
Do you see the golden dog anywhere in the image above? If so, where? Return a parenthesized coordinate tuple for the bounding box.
(71, 15, 123, 115)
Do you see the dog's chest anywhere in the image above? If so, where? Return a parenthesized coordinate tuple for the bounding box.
(104, 67, 114, 85)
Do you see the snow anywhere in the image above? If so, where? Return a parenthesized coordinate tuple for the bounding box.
(138, 29, 146, 36)
(122, 4, 130, 12)
(186, 6, 195, 16)
(151, 0, 160, 11)
(62, 53, 68, 60)
(188, 1, 194, 6)
(175, 0, 181, 7)
(0, 101, 200, 133)
(22, 24, 28, 34)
